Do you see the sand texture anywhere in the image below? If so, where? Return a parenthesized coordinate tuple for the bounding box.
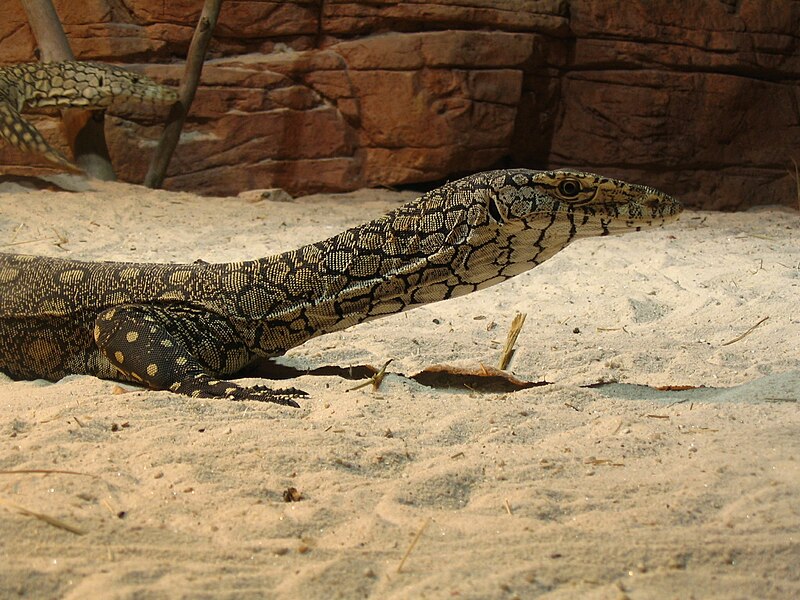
(0, 177, 798, 599)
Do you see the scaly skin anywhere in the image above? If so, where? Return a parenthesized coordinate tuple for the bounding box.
(0, 169, 682, 406)
(0, 61, 177, 169)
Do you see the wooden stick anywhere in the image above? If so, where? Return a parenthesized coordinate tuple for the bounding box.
(21, 0, 115, 180)
(144, 0, 223, 188)
(397, 518, 430, 573)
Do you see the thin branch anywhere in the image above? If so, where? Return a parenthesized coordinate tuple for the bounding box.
(397, 518, 431, 573)
(0, 496, 86, 535)
(721, 316, 769, 346)
(21, 0, 115, 180)
(144, 0, 223, 188)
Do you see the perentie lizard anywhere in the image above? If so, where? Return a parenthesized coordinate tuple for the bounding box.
(0, 61, 176, 169)
(0, 169, 681, 406)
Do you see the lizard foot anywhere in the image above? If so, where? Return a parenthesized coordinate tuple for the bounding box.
(221, 383, 308, 407)
(95, 304, 307, 408)
(182, 376, 306, 407)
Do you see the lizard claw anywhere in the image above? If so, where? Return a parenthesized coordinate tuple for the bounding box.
(225, 384, 308, 407)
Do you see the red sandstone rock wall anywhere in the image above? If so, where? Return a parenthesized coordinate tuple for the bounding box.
(1, 1, 798, 209)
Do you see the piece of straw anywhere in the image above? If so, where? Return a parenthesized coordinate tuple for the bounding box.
(498, 312, 527, 370)
(0, 497, 86, 535)
(397, 517, 431, 573)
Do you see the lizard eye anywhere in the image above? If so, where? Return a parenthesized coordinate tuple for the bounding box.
(557, 179, 582, 198)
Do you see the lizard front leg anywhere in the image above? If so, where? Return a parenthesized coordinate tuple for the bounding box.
(0, 102, 79, 171)
(93, 304, 305, 407)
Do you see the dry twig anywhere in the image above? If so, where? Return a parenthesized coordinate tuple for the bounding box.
(22, 0, 114, 178)
(397, 518, 431, 573)
(0, 469, 97, 478)
(503, 498, 513, 515)
(498, 312, 527, 370)
(347, 359, 393, 392)
(721, 316, 769, 346)
(0, 497, 85, 535)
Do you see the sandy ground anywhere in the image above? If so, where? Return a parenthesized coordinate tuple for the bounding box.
(0, 175, 798, 599)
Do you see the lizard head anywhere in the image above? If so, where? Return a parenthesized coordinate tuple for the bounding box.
(415, 168, 682, 287)
(478, 169, 682, 237)
(288, 168, 682, 320)
(89, 63, 178, 108)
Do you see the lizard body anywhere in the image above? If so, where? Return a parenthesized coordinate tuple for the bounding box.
(0, 169, 681, 406)
(0, 61, 176, 169)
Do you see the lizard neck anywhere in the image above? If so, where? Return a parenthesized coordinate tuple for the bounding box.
(245, 186, 558, 356)
(259, 193, 460, 326)
(234, 187, 484, 355)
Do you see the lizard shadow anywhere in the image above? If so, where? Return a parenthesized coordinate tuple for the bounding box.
(245, 362, 799, 402)
(244, 358, 549, 394)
